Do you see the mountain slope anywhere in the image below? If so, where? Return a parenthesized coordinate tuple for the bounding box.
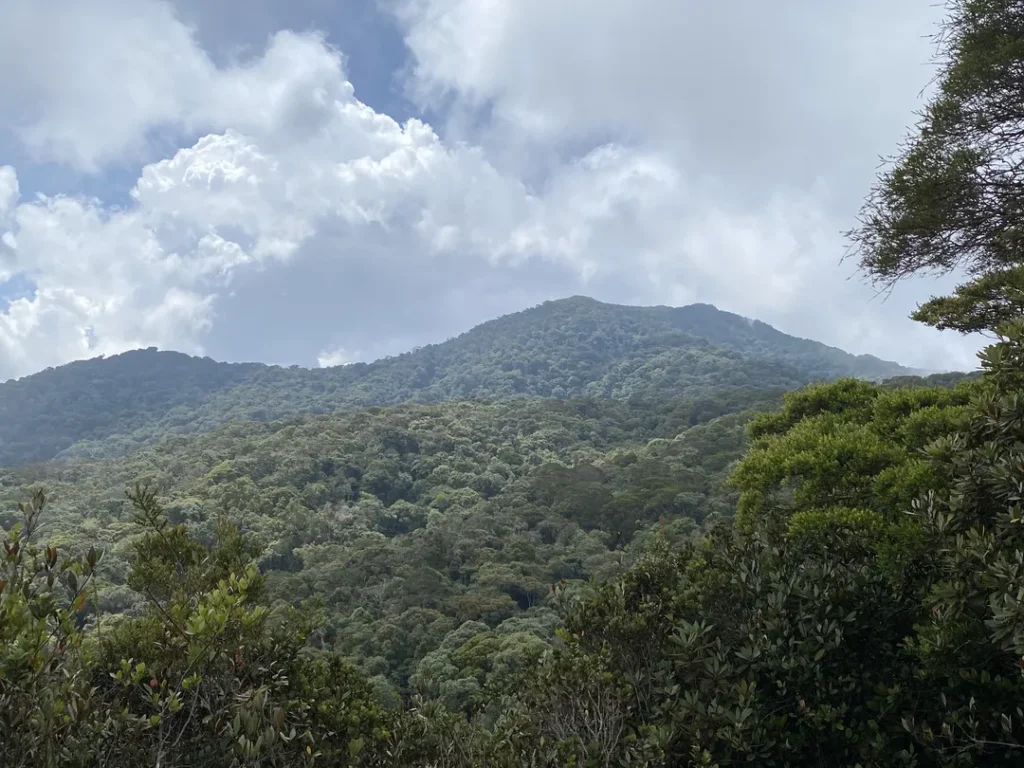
(0, 391, 776, 693)
(0, 376, 975, 695)
(0, 296, 914, 467)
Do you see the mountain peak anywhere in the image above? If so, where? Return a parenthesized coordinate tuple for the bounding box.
(0, 296, 915, 467)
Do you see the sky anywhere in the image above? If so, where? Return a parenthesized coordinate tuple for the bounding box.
(0, 0, 985, 382)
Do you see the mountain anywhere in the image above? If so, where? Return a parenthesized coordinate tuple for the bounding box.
(0, 296, 915, 467)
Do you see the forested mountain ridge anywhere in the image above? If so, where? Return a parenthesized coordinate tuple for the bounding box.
(0, 296, 919, 467)
(6, 4, 1024, 764)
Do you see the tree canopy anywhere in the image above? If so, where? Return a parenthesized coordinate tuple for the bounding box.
(848, 0, 1024, 334)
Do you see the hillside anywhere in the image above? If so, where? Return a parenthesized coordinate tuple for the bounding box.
(0, 391, 776, 692)
(0, 296, 916, 467)
(0, 374, 977, 703)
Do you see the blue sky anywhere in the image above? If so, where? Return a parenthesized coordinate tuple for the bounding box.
(0, 0, 982, 381)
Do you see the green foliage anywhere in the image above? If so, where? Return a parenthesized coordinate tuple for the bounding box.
(481, 323, 1024, 767)
(847, 0, 1024, 333)
(0, 393, 767, 695)
(0, 393, 770, 708)
(490, 517, 923, 765)
(0, 490, 100, 766)
(0, 324, 1016, 767)
(903, 319, 1024, 759)
(732, 377, 974, 529)
(0, 488, 396, 768)
(0, 297, 912, 467)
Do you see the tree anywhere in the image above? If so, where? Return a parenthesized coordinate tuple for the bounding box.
(903, 319, 1024, 760)
(730, 378, 972, 532)
(0, 486, 394, 768)
(847, 0, 1024, 333)
(0, 490, 100, 767)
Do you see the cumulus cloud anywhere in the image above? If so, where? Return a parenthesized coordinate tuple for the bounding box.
(1, 0, 209, 171)
(0, 0, 355, 171)
(389, 0, 982, 367)
(394, 0, 934, 196)
(0, 0, 984, 381)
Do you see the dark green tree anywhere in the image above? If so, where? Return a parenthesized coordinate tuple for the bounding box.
(847, 0, 1024, 333)
(903, 320, 1024, 761)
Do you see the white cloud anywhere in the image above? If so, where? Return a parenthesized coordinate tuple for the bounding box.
(317, 346, 360, 368)
(0, 0, 354, 171)
(0, 14, 548, 379)
(0, 167, 18, 281)
(395, 0, 933, 175)
(0, 177, 218, 375)
(0, 0, 984, 381)
(0, 167, 18, 217)
(1, 0, 210, 171)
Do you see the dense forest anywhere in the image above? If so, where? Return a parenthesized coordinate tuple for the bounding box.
(0, 297, 914, 467)
(4, 1, 1024, 766)
(0, 392, 767, 701)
